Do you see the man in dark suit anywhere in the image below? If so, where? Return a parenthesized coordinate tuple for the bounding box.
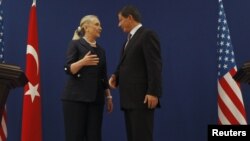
(109, 5, 162, 141)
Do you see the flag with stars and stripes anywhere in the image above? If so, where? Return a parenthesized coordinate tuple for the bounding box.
(21, 1, 42, 141)
(0, 0, 4, 63)
(0, 0, 7, 140)
(217, 0, 247, 125)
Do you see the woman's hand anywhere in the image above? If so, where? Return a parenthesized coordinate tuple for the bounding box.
(105, 89, 113, 113)
(70, 51, 99, 74)
(79, 51, 99, 66)
(106, 97, 113, 113)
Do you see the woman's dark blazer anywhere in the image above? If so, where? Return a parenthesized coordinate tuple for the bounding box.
(115, 27, 162, 109)
(62, 38, 109, 103)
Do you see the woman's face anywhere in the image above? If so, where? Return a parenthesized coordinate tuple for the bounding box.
(85, 18, 102, 39)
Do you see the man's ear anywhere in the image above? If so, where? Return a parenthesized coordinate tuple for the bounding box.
(128, 15, 133, 21)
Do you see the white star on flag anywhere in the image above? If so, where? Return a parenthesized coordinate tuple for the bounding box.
(25, 82, 40, 102)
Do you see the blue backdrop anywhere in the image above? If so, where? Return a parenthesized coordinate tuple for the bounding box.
(2, 0, 250, 141)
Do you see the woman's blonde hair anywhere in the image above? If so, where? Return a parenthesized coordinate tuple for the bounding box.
(72, 15, 98, 40)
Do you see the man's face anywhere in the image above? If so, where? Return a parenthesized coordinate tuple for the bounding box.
(118, 13, 131, 33)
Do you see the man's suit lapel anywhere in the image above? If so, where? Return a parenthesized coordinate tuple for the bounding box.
(119, 27, 144, 64)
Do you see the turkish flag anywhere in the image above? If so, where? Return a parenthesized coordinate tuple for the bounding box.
(21, 1, 42, 141)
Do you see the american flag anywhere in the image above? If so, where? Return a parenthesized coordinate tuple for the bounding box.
(0, 0, 7, 140)
(217, 0, 247, 125)
(0, 0, 4, 63)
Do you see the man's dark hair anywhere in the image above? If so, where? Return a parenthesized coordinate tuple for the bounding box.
(119, 5, 141, 22)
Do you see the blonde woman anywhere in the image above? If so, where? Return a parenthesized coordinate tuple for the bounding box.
(62, 15, 113, 141)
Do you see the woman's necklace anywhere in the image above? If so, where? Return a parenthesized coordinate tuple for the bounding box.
(83, 37, 96, 47)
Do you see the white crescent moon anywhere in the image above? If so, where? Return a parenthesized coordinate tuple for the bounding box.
(26, 44, 39, 74)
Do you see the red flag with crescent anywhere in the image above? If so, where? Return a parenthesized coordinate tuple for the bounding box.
(21, 1, 42, 141)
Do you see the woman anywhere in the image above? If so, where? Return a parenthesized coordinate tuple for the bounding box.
(62, 15, 113, 141)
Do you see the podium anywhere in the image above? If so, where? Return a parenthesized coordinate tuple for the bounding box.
(0, 63, 28, 121)
(233, 62, 250, 84)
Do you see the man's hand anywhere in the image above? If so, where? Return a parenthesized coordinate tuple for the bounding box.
(144, 94, 158, 109)
(109, 74, 117, 89)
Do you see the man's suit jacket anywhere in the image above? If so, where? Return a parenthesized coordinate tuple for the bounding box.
(115, 27, 162, 109)
(62, 38, 109, 103)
